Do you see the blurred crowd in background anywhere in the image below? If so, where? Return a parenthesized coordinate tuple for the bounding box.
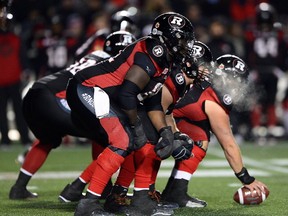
(2, 0, 288, 148)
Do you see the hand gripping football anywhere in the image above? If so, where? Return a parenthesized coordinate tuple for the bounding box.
(233, 186, 270, 205)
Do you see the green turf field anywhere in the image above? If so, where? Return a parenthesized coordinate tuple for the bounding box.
(0, 141, 288, 216)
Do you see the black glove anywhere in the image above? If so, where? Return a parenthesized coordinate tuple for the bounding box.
(154, 126, 174, 160)
(174, 132, 194, 151)
(172, 132, 194, 161)
(130, 117, 147, 150)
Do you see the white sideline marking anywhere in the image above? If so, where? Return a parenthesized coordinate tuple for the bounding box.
(160, 160, 230, 167)
(0, 169, 271, 180)
(269, 159, 288, 166)
(208, 147, 288, 174)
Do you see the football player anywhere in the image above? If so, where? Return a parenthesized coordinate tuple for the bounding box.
(59, 41, 213, 214)
(161, 54, 269, 208)
(66, 12, 195, 216)
(104, 41, 213, 214)
(246, 3, 287, 144)
(8, 31, 136, 200)
(74, 9, 139, 61)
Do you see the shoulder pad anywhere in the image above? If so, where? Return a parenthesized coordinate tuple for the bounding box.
(212, 88, 233, 111)
(167, 68, 187, 100)
(144, 36, 170, 69)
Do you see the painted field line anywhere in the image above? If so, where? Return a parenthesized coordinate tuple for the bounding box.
(0, 168, 270, 180)
(208, 147, 288, 174)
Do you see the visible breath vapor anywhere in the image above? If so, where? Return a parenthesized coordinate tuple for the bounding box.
(212, 76, 263, 112)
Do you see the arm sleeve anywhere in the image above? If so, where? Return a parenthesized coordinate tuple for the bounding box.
(134, 52, 157, 77)
(118, 79, 141, 110)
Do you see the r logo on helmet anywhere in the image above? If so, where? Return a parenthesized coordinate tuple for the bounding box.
(192, 45, 205, 58)
(233, 60, 246, 74)
(168, 15, 185, 28)
(121, 34, 134, 45)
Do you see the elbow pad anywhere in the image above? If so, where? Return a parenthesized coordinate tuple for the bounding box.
(118, 80, 141, 110)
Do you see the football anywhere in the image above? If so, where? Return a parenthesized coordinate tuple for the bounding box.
(233, 186, 270, 205)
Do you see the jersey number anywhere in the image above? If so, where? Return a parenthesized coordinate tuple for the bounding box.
(253, 37, 278, 58)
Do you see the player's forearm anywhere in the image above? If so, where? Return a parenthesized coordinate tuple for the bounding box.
(165, 113, 178, 133)
(148, 110, 168, 132)
(223, 143, 244, 174)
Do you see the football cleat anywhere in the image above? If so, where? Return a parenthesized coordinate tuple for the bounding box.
(125, 190, 174, 216)
(185, 196, 207, 208)
(149, 189, 179, 210)
(162, 178, 207, 208)
(75, 198, 114, 216)
(58, 184, 84, 203)
(104, 192, 130, 213)
(9, 185, 38, 200)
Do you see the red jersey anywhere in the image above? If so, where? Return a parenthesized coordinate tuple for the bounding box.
(74, 36, 171, 102)
(173, 81, 231, 142)
(0, 31, 22, 86)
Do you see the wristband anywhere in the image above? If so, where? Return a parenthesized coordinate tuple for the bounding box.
(235, 167, 255, 184)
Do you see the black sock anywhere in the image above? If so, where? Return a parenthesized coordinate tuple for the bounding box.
(71, 178, 86, 191)
(85, 191, 99, 199)
(15, 171, 32, 187)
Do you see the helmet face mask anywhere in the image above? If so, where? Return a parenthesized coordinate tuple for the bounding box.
(182, 41, 213, 83)
(151, 12, 195, 63)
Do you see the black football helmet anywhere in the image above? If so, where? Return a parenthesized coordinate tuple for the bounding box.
(103, 30, 136, 56)
(182, 40, 214, 80)
(110, 10, 138, 35)
(255, 2, 276, 29)
(151, 12, 195, 63)
(214, 54, 248, 83)
(213, 54, 250, 109)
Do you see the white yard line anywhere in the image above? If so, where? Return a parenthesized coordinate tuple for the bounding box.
(1, 146, 286, 180)
(207, 146, 288, 174)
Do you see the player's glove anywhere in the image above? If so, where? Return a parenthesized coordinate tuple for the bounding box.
(130, 117, 147, 150)
(154, 126, 174, 160)
(171, 132, 194, 161)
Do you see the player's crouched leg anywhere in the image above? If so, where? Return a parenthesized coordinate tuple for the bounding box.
(162, 178, 207, 208)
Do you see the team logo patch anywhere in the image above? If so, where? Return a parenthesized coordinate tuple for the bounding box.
(168, 15, 185, 28)
(223, 94, 232, 105)
(175, 73, 185, 85)
(152, 45, 164, 57)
